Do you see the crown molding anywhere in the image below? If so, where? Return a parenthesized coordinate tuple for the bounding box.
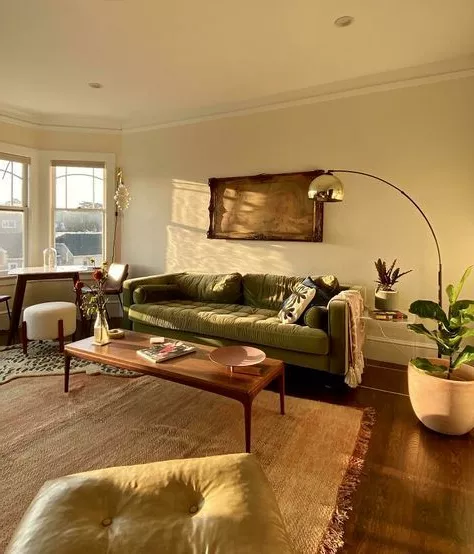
(122, 65, 474, 133)
(1, 58, 473, 135)
(0, 107, 122, 134)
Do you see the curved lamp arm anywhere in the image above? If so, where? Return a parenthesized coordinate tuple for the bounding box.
(329, 169, 443, 307)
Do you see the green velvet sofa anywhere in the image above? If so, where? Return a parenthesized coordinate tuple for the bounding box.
(123, 272, 355, 376)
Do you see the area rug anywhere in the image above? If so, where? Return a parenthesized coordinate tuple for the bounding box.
(0, 341, 140, 384)
(0, 374, 375, 553)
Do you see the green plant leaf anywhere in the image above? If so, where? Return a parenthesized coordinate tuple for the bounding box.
(409, 300, 449, 328)
(407, 323, 451, 354)
(411, 357, 447, 373)
(459, 327, 474, 339)
(449, 301, 474, 328)
(446, 266, 473, 305)
(453, 345, 474, 368)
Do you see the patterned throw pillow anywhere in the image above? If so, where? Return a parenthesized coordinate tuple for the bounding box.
(304, 275, 340, 306)
(278, 282, 316, 325)
(296, 275, 340, 325)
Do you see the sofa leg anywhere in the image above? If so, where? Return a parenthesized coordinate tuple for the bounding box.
(21, 321, 28, 355)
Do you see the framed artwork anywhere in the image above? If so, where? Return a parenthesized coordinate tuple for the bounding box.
(207, 170, 324, 242)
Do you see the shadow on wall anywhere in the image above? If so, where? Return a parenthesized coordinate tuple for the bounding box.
(162, 177, 436, 310)
(166, 178, 362, 278)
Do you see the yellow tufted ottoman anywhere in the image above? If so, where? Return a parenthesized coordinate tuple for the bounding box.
(7, 453, 293, 554)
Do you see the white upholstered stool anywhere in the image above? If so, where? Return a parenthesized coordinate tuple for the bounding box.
(22, 302, 76, 355)
(6, 453, 293, 554)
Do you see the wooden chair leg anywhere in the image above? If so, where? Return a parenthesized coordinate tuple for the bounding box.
(21, 321, 28, 355)
(58, 319, 65, 353)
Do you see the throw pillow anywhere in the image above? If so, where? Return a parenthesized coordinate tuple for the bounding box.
(304, 305, 329, 332)
(278, 282, 316, 324)
(304, 275, 340, 306)
(296, 275, 340, 325)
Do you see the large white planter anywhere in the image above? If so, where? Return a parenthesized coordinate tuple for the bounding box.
(408, 358, 474, 435)
(374, 289, 398, 311)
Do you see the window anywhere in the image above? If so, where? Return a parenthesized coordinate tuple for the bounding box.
(0, 154, 29, 274)
(52, 162, 106, 266)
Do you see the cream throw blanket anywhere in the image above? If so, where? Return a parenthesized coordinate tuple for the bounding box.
(329, 290, 365, 388)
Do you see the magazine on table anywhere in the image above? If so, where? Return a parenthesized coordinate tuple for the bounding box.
(136, 340, 196, 363)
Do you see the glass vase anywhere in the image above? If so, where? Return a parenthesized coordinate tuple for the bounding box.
(43, 247, 58, 270)
(93, 311, 110, 346)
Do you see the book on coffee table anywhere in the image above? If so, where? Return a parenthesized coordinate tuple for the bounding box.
(136, 340, 196, 363)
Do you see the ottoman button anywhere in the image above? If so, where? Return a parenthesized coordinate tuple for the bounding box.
(101, 518, 112, 527)
(189, 505, 198, 514)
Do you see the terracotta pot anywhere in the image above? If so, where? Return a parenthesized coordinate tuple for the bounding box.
(408, 358, 474, 435)
(374, 289, 398, 310)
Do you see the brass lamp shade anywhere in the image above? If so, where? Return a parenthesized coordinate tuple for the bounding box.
(308, 173, 345, 202)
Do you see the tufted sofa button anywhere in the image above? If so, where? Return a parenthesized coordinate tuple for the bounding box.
(101, 518, 112, 527)
(189, 505, 198, 514)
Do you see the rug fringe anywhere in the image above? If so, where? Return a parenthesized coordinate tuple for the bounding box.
(318, 407, 376, 554)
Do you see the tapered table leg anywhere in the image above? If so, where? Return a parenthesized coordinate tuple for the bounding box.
(64, 354, 71, 393)
(278, 368, 285, 415)
(8, 275, 27, 345)
(243, 399, 253, 453)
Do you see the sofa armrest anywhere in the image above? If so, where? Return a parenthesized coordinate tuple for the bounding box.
(327, 298, 349, 376)
(122, 273, 183, 329)
(133, 284, 180, 304)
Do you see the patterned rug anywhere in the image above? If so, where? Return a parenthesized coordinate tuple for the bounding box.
(0, 341, 141, 384)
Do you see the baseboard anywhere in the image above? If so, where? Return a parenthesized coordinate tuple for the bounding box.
(364, 335, 437, 365)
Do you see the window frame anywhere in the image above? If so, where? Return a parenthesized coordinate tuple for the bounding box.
(0, 152, 29, 273)
(51, 161, 107, 267)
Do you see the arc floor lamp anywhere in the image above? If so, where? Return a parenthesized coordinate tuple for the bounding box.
(307, 170, 443, 307)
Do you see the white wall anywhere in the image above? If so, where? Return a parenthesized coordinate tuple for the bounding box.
(121, 76, 474, 363)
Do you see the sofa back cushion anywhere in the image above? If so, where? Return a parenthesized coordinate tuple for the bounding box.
(243, 274, 304, 310)
(176, 273, 242, 303)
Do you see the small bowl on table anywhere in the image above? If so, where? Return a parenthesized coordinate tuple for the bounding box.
(209, 345, 266, 374)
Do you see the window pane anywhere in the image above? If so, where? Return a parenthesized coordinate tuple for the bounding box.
(66, 174, 94, 208)
(55, 177, 66, 209)
(55, 210, 103, 266)
(0, 161, 13, 206)
(12, 176, 23, 206)
(93, 174, 104, 208)
(12, 162, 23, 180)
(0, 211, 24, 273)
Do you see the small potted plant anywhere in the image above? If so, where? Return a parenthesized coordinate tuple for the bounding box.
(374, 258, 412, 310)
(407, 266, 474, 435)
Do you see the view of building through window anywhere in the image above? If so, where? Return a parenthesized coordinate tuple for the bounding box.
(0, 156, 28, 274)
(53, 164, 105, 266)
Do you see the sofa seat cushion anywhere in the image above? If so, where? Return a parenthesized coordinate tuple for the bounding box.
(129, 301, 329, 355)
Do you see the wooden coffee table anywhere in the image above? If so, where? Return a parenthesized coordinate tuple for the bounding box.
(64, 330, 285, 453)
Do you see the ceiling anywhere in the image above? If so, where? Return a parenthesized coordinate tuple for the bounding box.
(1, 0, 474, 130)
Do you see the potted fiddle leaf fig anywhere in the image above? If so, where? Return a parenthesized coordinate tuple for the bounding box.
(374, 258, 412, 310)
(407, 266, 474, 435)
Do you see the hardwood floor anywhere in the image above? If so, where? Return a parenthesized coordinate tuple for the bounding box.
(1, 326, 472, 553)
(284, 362, 474, 554)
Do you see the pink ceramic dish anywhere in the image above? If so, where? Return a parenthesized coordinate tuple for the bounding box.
(209, 345, 266, 370)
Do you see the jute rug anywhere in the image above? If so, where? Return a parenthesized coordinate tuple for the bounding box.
(0, 374, 374, 553)
(0, 341, 140, 383)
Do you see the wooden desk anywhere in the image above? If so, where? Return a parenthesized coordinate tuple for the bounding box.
(7, 266, 92, 345)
